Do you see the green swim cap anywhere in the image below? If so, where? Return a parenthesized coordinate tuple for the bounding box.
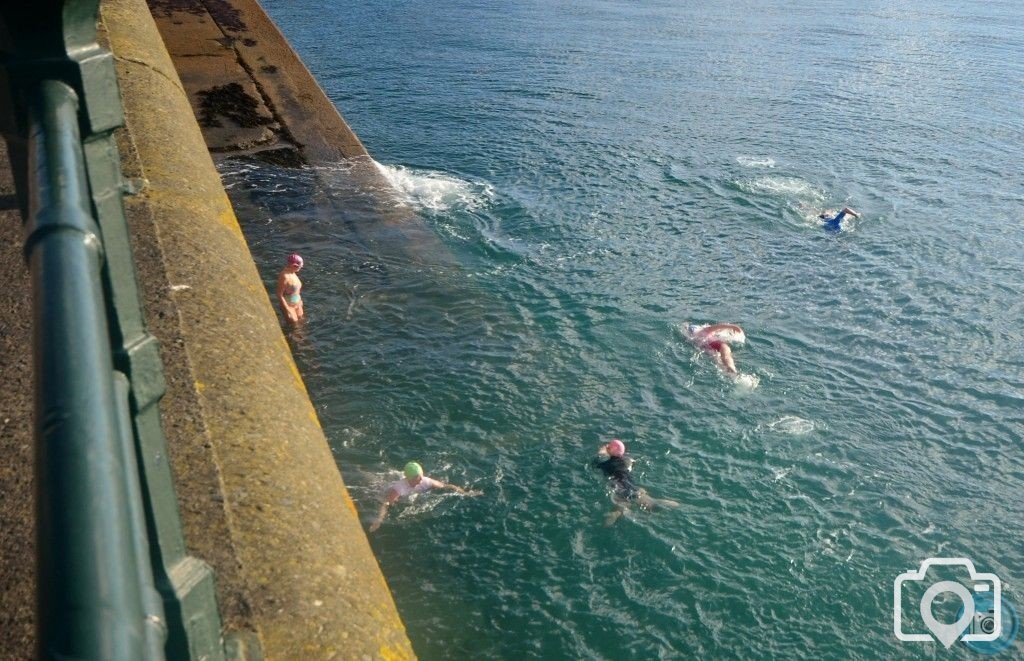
(404, 462, 423, 479)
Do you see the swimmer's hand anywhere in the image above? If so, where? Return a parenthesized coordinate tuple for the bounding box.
(464, 489, 484, 497)
(368, 519, 382, 533)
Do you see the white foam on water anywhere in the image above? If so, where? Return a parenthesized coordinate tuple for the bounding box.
(373, 160, 493, 213)
(737, 155, 775, 168)
(740, 176, 825, 201)
(765, 416, 816, 435)
(733, 373, 760, 391)
(395, 493, 446, 519)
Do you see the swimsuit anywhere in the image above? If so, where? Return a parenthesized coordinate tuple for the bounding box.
(703, 339, 724, 352)
(593, 456, 641, 500)
(283, 284, 301, 304)
(822, 209, 849, 231)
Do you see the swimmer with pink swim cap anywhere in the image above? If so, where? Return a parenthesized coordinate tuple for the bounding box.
(592, 439, 679, 526)
(369, 461, 482, 532)
(277, 253, 305, 324)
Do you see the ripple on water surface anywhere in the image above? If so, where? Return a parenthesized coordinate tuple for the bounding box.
(229, 0, 1024, 655)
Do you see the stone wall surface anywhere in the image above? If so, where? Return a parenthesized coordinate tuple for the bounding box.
(102, 0, 414, 657)
(0, 0, 415, 657)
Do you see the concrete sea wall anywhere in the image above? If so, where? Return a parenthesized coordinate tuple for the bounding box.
(147, 0, 457, 268)
(0, 0, 417, 655)
(100, 0, 413, 657)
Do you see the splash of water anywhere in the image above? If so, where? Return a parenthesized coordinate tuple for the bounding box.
(739, 176, 825, 202)
(764, 416, 817, 435)
(733, 373, 760, 391)
(373, 160, 493, 212)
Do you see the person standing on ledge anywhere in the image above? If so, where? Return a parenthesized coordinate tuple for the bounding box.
(369, 461, 481, 532)
(277, 253, 305, 323)
(819, 206, 860, 231)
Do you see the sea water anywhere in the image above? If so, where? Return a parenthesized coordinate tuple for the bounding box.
(222, 1, 1024, 657)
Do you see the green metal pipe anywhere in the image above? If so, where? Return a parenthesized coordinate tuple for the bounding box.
(26, 78, 155, 660)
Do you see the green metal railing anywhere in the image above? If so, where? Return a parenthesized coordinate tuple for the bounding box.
(27, 76, 166, 660)
(1, 2, 235, 658)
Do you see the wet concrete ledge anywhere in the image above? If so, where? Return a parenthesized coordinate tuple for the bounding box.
(99, 0, 414, 657)
(147, 0, 457, 268)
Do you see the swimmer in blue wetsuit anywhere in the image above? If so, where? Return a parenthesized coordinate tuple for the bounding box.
(592, 439, 679, 526)
(819, 206, 860, 231)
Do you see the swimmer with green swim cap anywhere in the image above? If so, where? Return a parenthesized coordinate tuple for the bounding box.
(368, 461, 482, 532)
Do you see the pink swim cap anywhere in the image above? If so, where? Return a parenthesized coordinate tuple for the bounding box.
(287, 253, 304, 267)
(607, 439, 625, 457)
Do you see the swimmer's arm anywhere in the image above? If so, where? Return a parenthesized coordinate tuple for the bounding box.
(434, 481, 482, 497)
(369, 489, 400, 532)
(276, 272, 287, 306)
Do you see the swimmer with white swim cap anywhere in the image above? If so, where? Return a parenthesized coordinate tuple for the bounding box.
(683, 322, 746, 376)
(592, 440, 679, 526)
(369, 461, 481, 532)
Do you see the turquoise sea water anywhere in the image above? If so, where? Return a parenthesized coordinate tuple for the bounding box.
(223, 1, 1023, 658)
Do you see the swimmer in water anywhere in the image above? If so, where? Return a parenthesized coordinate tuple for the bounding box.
(592, 440, 679, 526)
(683, 322, 745, 376)
(819, 206, 860, 231)
(369, 462, 481, 532)
(277, 253, 305, 323)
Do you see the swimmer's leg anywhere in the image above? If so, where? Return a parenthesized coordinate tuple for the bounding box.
(637, 490, 680, 511)
(604, 507, 625, 526)
(604, 494, 629, 526)
(717, 344, 737, 374)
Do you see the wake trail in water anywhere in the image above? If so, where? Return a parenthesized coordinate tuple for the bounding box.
(737, 155, 776, 168)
